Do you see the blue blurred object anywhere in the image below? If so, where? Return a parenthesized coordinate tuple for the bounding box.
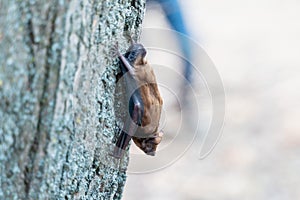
(147, 0, 193, 86)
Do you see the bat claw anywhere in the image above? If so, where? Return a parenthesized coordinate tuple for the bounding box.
(125, 32, 135, 45)
(110, 42, 121, 58)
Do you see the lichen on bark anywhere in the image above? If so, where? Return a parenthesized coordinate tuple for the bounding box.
(0, 0, 146, 199)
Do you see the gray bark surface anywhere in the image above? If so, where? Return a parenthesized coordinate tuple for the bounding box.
(0, 0, 145, 199)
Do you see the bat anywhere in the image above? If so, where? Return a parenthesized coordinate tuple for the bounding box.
(111, 39, 163, 158)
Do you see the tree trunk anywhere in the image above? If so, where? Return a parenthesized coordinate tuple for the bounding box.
(0, 0, 145, 199)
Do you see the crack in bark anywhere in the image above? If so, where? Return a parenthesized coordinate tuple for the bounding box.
(26, 18, 37, 92)
(24, 4, 60, 196)
(19, 2, 37, 195)
(16, 3, 37, 92)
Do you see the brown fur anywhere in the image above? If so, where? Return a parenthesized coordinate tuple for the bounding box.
(131, 59, 164, 155)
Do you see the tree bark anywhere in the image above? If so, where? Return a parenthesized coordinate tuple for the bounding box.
(0, 0, 145, 199)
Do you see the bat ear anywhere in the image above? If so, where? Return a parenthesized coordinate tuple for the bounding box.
(153, 131, 163, 145)
(158, 131, 164, 137)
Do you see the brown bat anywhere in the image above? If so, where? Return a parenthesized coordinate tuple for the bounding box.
(111, 40, 163, 158)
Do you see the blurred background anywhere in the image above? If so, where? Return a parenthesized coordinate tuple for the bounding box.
(123, 0, 300, 199)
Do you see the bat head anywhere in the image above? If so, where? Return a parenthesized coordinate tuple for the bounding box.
(133, 132, 163, 156)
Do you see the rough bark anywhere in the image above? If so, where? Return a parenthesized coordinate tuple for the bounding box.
(0, 0, 145, 199)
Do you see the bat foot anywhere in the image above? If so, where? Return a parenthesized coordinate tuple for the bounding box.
(110, 42, 121, 58)
(124, 32, 136, 45)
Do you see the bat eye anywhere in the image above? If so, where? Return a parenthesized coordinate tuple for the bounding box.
(145, 143, 153, 150)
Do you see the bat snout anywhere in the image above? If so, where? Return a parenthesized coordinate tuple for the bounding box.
(146, 151, 156, 156)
